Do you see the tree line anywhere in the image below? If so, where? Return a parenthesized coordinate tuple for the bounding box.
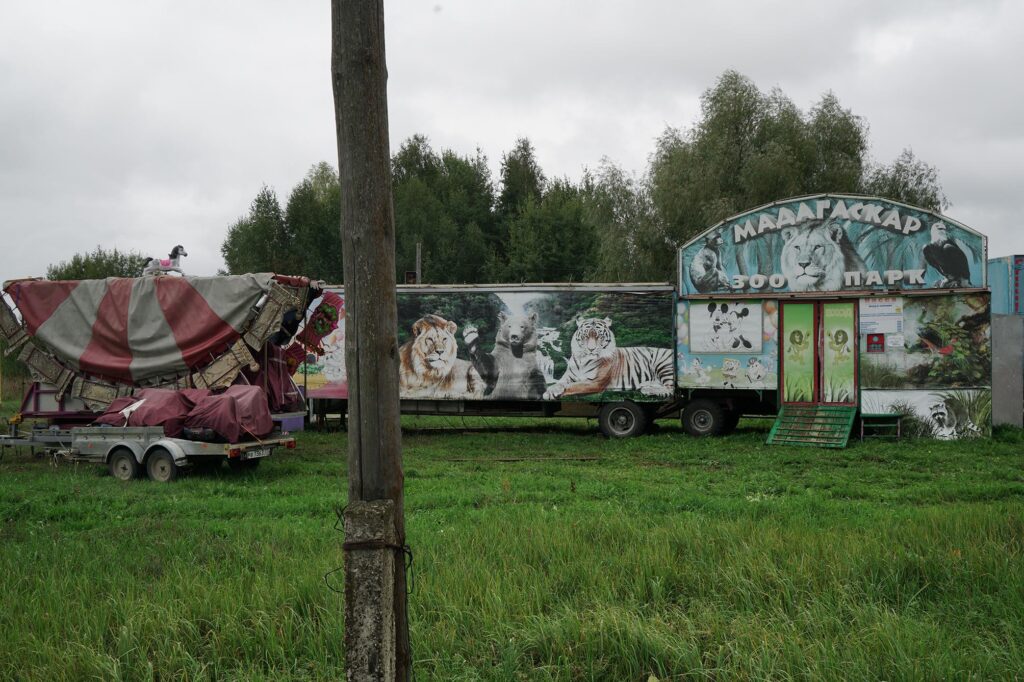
(43, 71, 947, 286)
(221, 71, 947, 285)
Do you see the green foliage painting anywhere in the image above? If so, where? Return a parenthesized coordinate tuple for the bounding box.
(782, 303, 815, 402)
(860, 293, 991, 390)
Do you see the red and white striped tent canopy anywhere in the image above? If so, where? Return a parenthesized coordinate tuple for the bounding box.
(4, 274, 296, 384)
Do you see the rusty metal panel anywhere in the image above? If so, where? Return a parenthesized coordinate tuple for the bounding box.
(243, 283, 302, 349)
(18, 342, 75, 397)
(992, 314, 1023, 427)
(191, 339, 259, 390)
(67, 376, 130, 411)
(0, 300, 29, 354)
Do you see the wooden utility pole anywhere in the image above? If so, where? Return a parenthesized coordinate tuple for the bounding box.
(331, 1, 409, 680)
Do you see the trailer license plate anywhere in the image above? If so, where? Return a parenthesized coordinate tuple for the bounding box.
(244, 447, 271, 460)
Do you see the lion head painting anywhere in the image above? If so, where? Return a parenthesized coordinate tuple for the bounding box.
(780, 220, 867, 292)
(399, 314, 483, 399)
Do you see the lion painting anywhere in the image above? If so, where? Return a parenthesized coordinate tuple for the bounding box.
(780, 220, 866, 292)
(398, 314, 483, 399)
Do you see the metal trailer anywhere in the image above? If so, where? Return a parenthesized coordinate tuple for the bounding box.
(302, 283, 779, 438)
(988, 255, 1024, 316)
(0, 424, 296, 482)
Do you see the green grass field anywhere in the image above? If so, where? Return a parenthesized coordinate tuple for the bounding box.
(1, 401, 1023, 680)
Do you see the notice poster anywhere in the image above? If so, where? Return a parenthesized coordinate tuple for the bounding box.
(859, 297, 904, 335)
(782, 303, 815, 403)
(821, 303, 856, 403)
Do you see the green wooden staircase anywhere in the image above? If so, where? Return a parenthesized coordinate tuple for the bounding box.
(766, 404, 857, 448)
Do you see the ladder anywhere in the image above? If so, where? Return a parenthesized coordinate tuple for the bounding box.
(766, 404, 857, 448)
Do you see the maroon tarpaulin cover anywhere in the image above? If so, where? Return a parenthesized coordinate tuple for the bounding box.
(184, 385, 273, 443)
(243, 345, 304, 412)
(94, 388, 210, 437)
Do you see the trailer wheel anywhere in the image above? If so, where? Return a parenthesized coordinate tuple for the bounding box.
(108, 448, 139, 481)
(681, 400, 726, 437)
(145, 448, 178, 483)
(228, 458, 260, 471)
(598, 401, 648, 438)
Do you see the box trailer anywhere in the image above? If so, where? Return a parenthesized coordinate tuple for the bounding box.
(676, 193, 992, 445)
(295, 283, 778, 437)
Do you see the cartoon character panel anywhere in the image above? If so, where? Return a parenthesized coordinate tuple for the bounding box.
(679, 195, 986, 295)
(293, 288, 675, 402)
(677, 299, 779, 390)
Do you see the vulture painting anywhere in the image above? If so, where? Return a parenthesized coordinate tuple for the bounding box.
(923, 222, 970, 287)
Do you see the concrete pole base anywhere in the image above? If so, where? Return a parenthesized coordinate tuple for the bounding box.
(344, 499, 397, 681)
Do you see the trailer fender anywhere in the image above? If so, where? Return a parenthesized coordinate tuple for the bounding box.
(144, 439, 189, 466)
(105, 440, 146, 464)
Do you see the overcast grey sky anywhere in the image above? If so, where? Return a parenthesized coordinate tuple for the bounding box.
(1, 0, 1021, 279)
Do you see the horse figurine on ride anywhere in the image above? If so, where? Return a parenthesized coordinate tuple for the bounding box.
(143, 245, 187, 276)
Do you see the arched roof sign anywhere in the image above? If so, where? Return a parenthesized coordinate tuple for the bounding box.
(678, 194, 987, 295)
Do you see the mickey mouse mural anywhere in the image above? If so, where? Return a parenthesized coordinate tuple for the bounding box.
(692, 302, 761, 353)
(676, 298, 777, 391)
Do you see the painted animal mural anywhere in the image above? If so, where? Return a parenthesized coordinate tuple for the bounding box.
(828, 328, 851, 358)
(780, 221, 867, 292)
(464, 311, 547, 400)
(688, 234, 730, 293)
(543, 317, 674, 399)
(302, 289, 674, 403)
(787, 329, 810, 359)
(399, 314, 484, 399)
(923, 222, 970, 287)
(536, 327, 563, 385)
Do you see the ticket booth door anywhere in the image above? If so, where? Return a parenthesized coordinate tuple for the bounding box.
(780, 301, 857, 405)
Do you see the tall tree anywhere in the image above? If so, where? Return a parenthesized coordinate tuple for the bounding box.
(220, 186, 293, 275)
(496, 137, 545, 219)
(645, 70, 880, 280)
(584, 160, 664, 282)
(502, 179, 595, 282)
(863, 148, 949, 212)
(805, 91, 868, 193)
(487, 137, 546, 278)
(286, 162, 344, 283)
(392, 136, 493, 283)
(46, 246, 148, 280)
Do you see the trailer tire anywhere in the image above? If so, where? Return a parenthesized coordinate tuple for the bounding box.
(681, 400, 727, 437)
(598, 401, 648, 438)
(145, 448, 178, 483)
(108, 448, 139, 481)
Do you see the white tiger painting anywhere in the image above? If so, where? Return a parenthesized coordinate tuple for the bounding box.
(536, 326, 563, 385)
(542, 317, 674, 399)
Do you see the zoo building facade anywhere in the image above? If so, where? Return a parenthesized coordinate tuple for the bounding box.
(676, 193, 992, 443)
